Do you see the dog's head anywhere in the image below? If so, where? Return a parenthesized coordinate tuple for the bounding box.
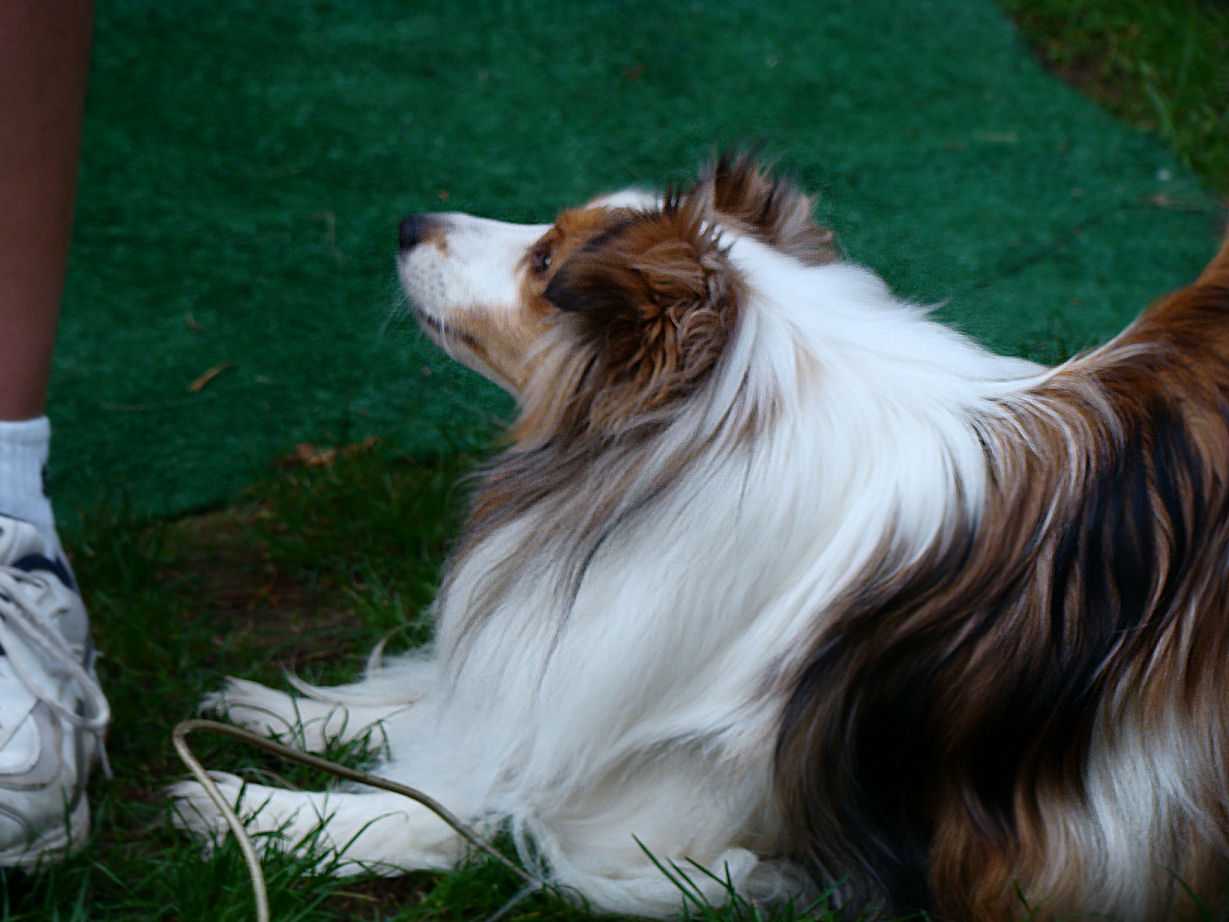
(397, 152, 836, 442)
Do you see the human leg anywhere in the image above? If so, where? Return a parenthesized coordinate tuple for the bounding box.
(0, 0, 108, 868)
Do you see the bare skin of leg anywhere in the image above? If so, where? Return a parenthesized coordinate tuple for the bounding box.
(0, 0, 94, 421)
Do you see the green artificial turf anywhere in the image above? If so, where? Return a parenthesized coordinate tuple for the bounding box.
(56, 0, 1221, 529)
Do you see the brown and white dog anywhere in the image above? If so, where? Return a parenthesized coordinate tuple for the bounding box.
(174, 154, 1229, 921)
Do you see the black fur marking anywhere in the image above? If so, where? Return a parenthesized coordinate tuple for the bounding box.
(541, 218, 638, 315)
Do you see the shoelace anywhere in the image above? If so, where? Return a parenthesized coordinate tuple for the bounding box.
(0, 569, 111, 761)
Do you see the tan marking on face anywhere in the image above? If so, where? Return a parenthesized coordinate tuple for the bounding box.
(407, 206, 640, 395)
(487, 206, 637, 386)
(519, 206, 636, 298)
(518, 199, 745, 442)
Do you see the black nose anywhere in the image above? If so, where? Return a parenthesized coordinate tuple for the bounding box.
(399, 214, 440, 251)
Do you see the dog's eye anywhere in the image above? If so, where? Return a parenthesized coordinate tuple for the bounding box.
(531, 245, 553, 276)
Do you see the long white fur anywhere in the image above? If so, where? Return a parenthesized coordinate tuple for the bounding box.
(172, 203, 1049, 915)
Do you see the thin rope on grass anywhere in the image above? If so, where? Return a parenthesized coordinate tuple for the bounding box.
(171, 718, 541, 922)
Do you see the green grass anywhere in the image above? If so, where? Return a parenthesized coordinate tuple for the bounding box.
(999, 0, 1229, 195)
(6, 1, 1229, 920)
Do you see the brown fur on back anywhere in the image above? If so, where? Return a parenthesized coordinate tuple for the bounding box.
(775, 235, 1229, 920)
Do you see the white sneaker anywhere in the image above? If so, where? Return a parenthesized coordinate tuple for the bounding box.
(0, 515, 109, 867)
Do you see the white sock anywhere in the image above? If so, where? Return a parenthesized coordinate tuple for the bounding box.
(0, 416, 62, 561)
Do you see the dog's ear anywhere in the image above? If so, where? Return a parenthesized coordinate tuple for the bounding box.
(695, 149, 837, 266)
(543, 209, 743, 431)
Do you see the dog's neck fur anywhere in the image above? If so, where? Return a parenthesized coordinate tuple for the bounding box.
(432, 240, 1041, 735)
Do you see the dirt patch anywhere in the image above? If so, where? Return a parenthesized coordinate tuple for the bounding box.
(165, 505, 372, 675)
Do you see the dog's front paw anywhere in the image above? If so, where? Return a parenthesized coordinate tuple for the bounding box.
(167, 771, 249, 848)
(168, 772, 318, 861)
(199, 677, 307, 743)
(199, 676, 400, 755)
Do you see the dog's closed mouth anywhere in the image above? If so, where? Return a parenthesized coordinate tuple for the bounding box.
(410, 304, 480, 352)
